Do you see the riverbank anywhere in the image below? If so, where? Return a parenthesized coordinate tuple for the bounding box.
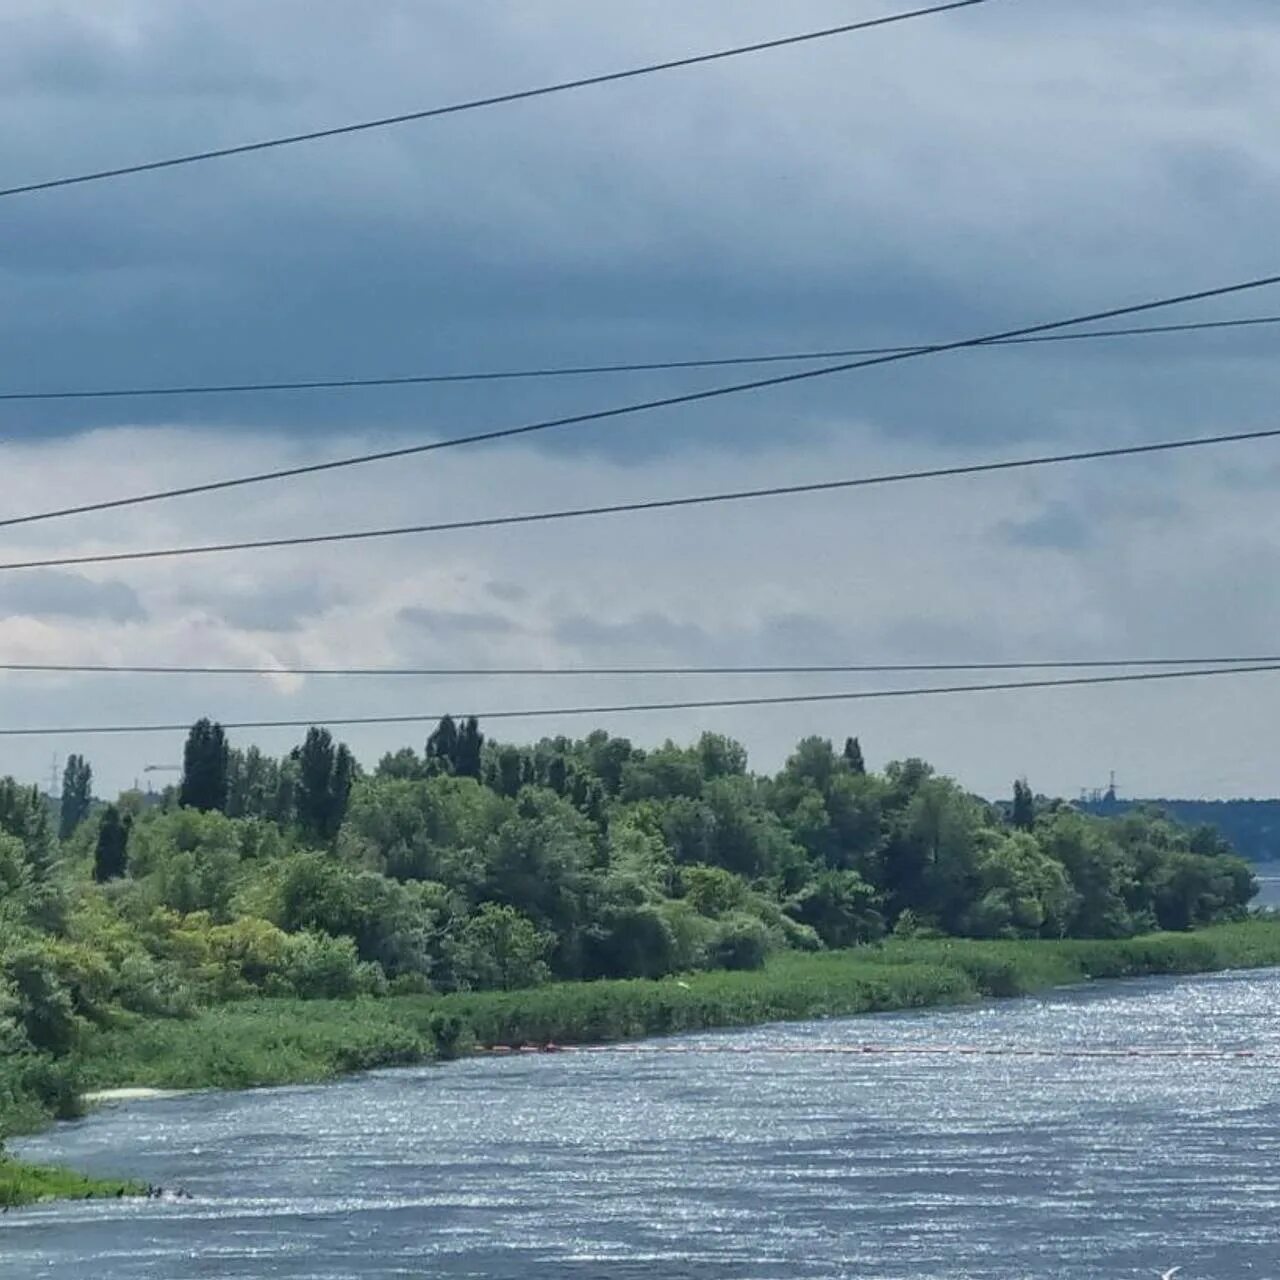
(0, 1157, 144, 1209)
(74, 920, 1280, 1092)
(6, 921, 1280, 1206)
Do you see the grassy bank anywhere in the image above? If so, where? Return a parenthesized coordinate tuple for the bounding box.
(0, 1158, 144, 1208)
(74, 920, 1280, 1093)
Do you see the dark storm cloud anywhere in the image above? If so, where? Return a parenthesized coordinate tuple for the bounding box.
(3, 0, 1279, 456)
(0, 570, 146, 623)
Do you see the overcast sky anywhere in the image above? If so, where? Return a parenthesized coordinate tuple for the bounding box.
(2, 0, 1280, 801)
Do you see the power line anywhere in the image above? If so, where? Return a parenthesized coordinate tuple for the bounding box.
(5, 421, 1279, 572)
(3, 272, 1278, 534)
(0, 1, 992, 201)
(0, 656, 1277, 679)
(3, 314, 1277, 404)
(2, 662, 1277, 736)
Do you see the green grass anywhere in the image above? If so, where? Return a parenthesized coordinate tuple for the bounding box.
(0, 1157, 144, 1208)
(75, 920, 1280, 1093)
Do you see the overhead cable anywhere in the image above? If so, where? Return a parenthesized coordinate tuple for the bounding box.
(2, 314, 1277, 404)
(2, 662, 1277, 736)
(3, 421, 1278, 572)
(0, 656, 1276, 679)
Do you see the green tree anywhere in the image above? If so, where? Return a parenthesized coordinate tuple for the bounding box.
(1011, 778, 1035, 832)
(339, 774, 507, 885)
(273, 852, 439, 977)
(449, 903, 554, 990)
(180, 719, 230, 813)
(582, 899, 677, 979)
(453, 717, 485, 780)
(3, 946, 79, 1056)
(0, 779, 55, 881)
(93, 805, 130, 883)
(426, 716, 460, 774)
(963, 831, 1074, 938)
(58, 754, 93, 841)
(786, 870, 885, 948)
(484, 744, 526, 798)
(294, 728, 356, 843)
(843, 737, 866, 775)
(477, 789, 597, 973)
(226, 746, 280, 820)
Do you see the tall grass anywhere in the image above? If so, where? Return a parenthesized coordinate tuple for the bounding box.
(75, 920, 1280, 1093)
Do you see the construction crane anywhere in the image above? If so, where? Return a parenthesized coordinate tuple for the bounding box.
(143, 764, 181, 773)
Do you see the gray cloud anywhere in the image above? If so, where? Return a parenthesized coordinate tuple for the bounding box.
(0, 571, 146, 623)
(3, 3, 1280, 805)
(486, 580, 529, 604)
(998, 503, 1096, 552)
(185, 581, 341, 632)
(554, 611, 710, 654)
(3, 0, 1279, 461)
(398, 607, 519, 637)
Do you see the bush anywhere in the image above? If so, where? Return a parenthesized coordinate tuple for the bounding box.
(709, 915, 771, 971)
(280, 932, 384, 1000)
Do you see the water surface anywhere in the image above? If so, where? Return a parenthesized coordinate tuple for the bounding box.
(5, 969, 1280, 1279)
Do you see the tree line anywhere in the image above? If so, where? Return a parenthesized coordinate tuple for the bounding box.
(0, 718, 1258, 1095)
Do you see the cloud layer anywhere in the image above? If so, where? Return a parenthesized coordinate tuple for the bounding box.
(2, 418, 1278, 799)
(1, 2, 1279, 799)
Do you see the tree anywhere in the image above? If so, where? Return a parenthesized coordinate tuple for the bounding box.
(226, 746, 280, 820)
(93, 805, 130, 883)
(4, 945, 79, 1056)
(426, 716, 459, 774)
(58, 754, 93, 840)
(449, 903, 554, 990)
(485, 744, 526, 798)
(1011, 778, 1035, 832)
(180, 719, 230, 813)
(962, 831, 1074, 938)
(0, 778, 55, 881)
(786, 870, 885, 948)
(453, 717, 484, 780)
(294, 728, 356, 842)
(843, 737, 866, 776)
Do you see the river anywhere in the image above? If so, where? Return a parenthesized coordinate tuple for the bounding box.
(4, 968, 1280, 1279)
(1254, 874, 1280, 909)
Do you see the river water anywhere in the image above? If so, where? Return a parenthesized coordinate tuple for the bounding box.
(5, 968, 1280, 1280)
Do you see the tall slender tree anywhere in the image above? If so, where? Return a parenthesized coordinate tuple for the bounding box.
(453, 717, 485, 779)
(426, 715, 459, 774)
(843, 737, 866, 776)
(58, 754, 93, 840)
(93, 805, 130, 883)
(1011, 778, 1035, 832)
(180, 719, 230, 813)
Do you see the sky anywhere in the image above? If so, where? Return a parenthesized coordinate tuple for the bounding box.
(2, 0, 1280, 801)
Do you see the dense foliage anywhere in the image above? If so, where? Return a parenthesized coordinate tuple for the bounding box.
(0, 720, 1259, 1139)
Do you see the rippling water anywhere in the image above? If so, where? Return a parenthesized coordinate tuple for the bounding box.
(6, 969, 1280, 1279)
